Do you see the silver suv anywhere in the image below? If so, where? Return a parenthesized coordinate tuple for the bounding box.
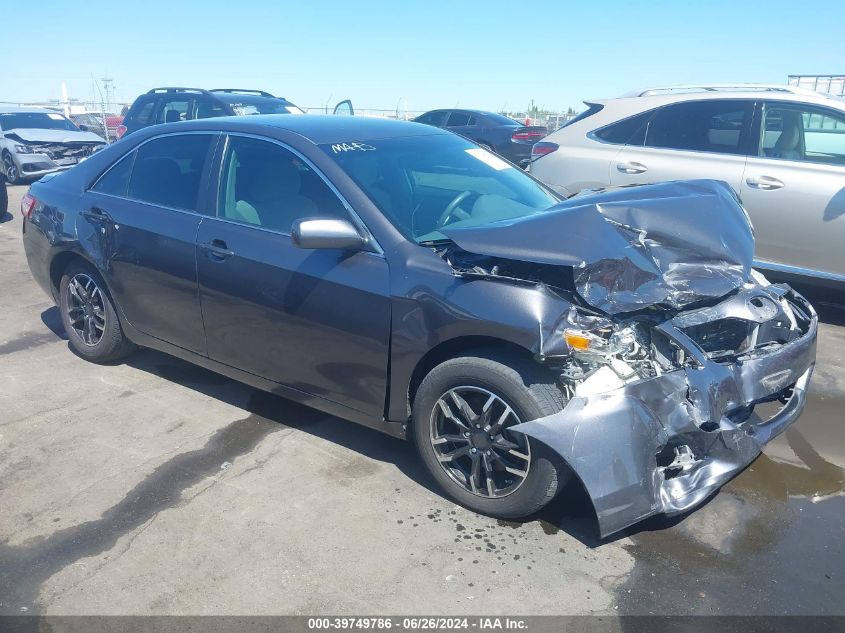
(530, 84, 845, 285)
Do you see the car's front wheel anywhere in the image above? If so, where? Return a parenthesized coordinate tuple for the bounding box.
(412, 350, 569, 519)
(59, 262, 135, 363)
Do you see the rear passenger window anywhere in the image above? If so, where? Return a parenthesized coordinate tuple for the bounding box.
(128, 134, 213, 211)
(92, 151, 135, 196)
(218, 136, 348, 233)
(447, 112, 470, 127)
(157, 99, 193, 124)
(644, 100, 752, 155)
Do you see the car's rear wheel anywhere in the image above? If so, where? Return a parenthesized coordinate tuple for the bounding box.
(59, 262, 135, 363)
(412, 350, 569, 519)
(3, 152, 21, 185)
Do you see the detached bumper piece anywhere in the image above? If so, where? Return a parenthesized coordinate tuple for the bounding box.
(512, 286, 817, 537)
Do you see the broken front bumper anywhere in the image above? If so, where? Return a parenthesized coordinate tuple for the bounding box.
(512, 288, 818, 538)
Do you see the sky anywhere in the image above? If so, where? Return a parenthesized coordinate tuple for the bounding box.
(4, 0, 844, 114)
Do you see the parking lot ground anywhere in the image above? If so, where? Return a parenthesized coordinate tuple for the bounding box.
(1, 184, 843, 616)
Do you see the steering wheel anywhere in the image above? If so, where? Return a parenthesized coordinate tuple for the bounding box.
(436, 190, 473, 228)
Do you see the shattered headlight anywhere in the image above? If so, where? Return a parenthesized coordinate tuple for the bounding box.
(564, 326, 636, 358)
(14, 144, 33, 155)
(554, 310, 663, 393)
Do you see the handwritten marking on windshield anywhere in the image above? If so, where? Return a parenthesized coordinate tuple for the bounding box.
(331, 142, 376, 153)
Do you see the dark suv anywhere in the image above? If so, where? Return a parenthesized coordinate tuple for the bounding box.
(117, 88, 303, 139)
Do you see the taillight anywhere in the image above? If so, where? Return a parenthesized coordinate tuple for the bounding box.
(531, 142, 559, 160)
(511, 130, 546, 143)
(21, 191, 36, 219)
(116, 124, 127, 139)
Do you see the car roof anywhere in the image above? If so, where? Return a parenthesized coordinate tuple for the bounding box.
(142, 114, 449, 144)
(0, 106, 66, 115)
(591, 88, 845, 111)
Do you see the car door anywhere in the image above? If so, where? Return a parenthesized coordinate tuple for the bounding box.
(740, 100, 845, 279)
(610, 99, 754, 193)
(82, 132, 218, 354)
(196, 134, 391, 417)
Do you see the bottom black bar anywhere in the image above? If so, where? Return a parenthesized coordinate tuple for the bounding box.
(0, 616, 844, 633)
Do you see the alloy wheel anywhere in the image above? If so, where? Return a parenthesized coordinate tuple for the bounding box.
(65, 273, 107, 346)
(429, 386, 531, 498)
(3, 155, 19, 184)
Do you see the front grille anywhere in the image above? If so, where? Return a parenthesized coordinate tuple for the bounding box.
(677, 292, 811, 362)
(681, 318, 754, 358)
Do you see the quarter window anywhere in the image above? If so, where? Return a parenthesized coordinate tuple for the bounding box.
(644, 100, 752, 155)
(218, 136, 347, 233)
(92, 151, 135, 197)
(130, 98, 157, 126)
(417, 111, 447, 126)
(128, 134, 213, 211)
(593, 111, 652, 145)
(761, 103, 845, 165)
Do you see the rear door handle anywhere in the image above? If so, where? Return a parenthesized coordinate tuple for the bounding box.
(200, 239, 235, 260)
(616, 161, 648, 174)
(82, 206, 113, 222)
(746, 175, 784, 190)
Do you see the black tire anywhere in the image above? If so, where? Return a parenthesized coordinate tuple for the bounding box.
(0, 177, 7, 217)
(59, 261, 135, 363)
(412, 350, 569, 519)
(3, 152, 21, 185)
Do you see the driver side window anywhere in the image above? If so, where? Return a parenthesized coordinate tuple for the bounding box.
(218, 136, 348, 233)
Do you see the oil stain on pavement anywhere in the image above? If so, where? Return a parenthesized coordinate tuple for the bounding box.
(0, 390, 291, 614)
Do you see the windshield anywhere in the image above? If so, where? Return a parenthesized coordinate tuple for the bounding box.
(0, 112, 78, 131)
(221, 98, 304, 116)
(322, 134, 559, 243)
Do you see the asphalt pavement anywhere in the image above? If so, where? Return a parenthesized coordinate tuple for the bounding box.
(1, 184, 843, 616)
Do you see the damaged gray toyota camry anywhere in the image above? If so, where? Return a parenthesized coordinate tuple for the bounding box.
(21, 116, 817, 537)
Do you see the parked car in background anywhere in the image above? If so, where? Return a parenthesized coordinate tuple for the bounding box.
(413, 109, 547, 168)
(0, 107, 106, 184)
(71, 113, 109, 140)
(530, 84, 845, 286)
(117, 87, 304, 139)
(21, 115, 816, 537)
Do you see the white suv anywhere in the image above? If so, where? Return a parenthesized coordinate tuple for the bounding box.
(530, 84, 845, 285)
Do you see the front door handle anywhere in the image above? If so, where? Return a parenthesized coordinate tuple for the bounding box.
(616, 161, 648, 174)
(746, 175, 785, 190)
(200, 239, 235, 261)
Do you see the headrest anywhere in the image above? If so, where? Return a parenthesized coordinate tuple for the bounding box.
(165, 110, 181, 123)
(775, 111, 801, 150)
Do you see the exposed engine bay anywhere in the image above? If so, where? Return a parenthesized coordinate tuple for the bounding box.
(6, 133, 102, 164)
(432, 179, 819, 536)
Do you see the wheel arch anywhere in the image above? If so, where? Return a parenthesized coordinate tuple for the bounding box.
(406, 335, 538, 416)
(49, 250, 97, 299)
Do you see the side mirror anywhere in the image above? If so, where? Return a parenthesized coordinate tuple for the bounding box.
(291, 218, 366, 251)
(78, 124, 89, 131)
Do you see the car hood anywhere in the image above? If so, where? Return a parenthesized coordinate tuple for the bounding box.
(3, 128, 105, 144)
(440, 179, 754, 314)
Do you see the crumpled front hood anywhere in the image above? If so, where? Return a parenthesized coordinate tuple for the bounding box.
(440, 179, 754, 314)
(4, 128, 105, 144)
